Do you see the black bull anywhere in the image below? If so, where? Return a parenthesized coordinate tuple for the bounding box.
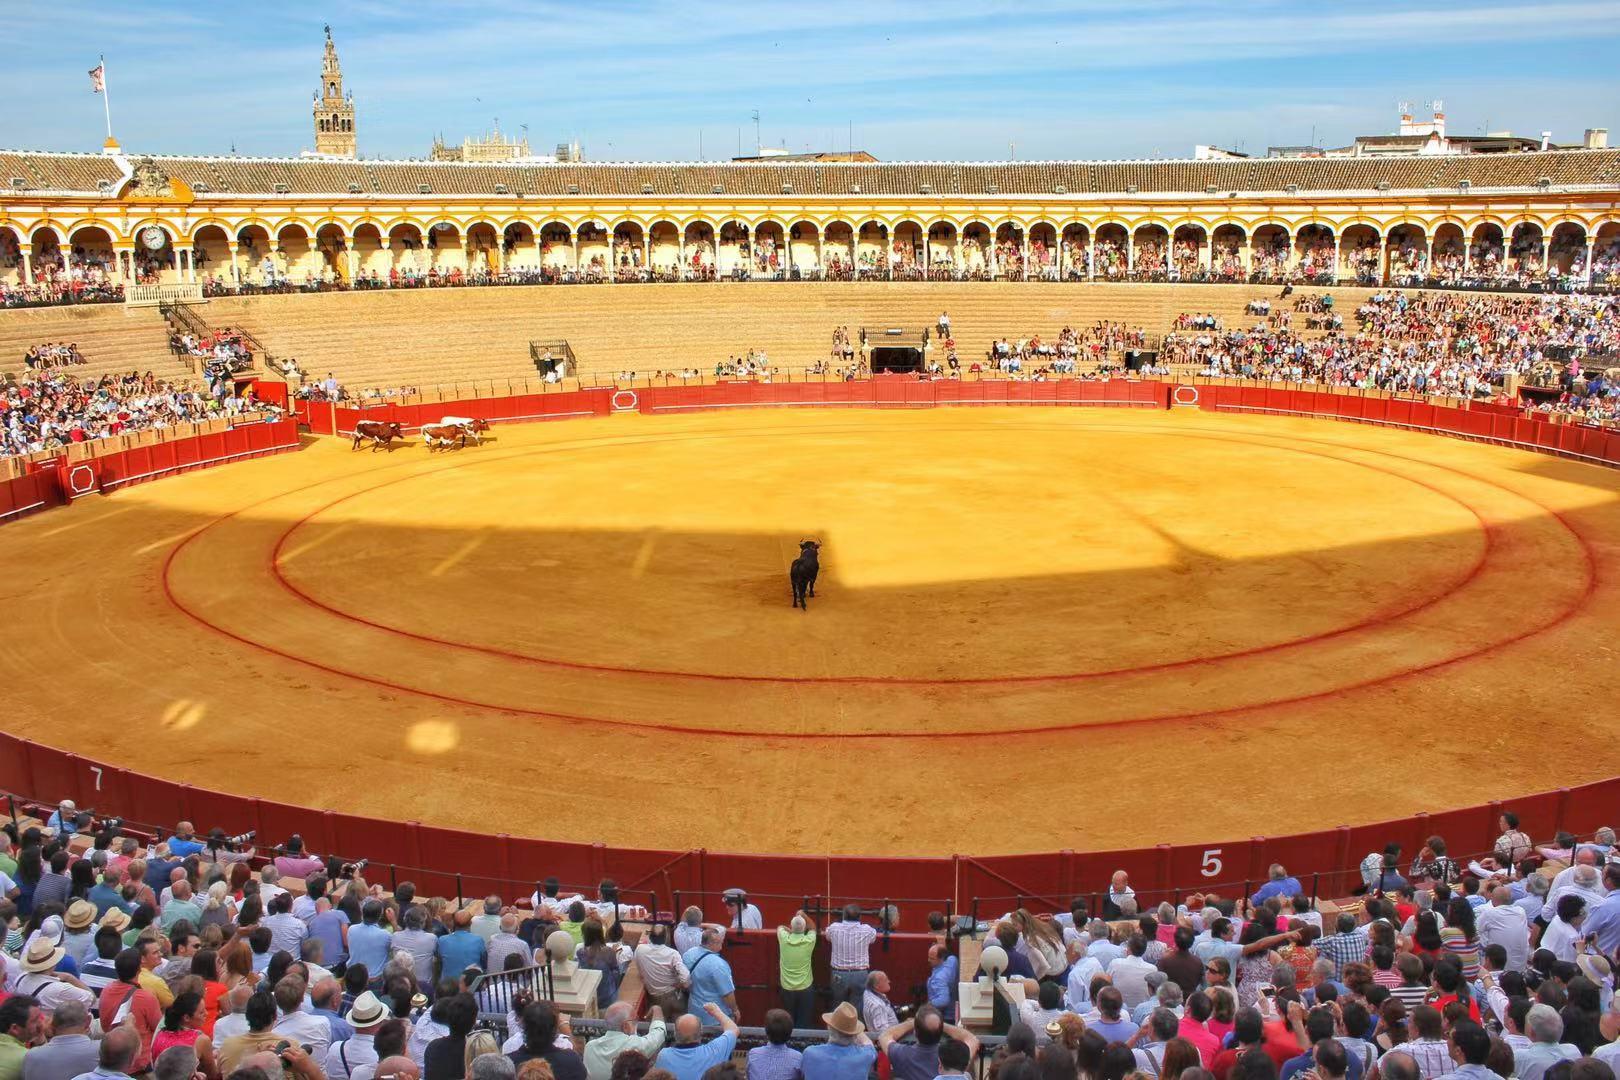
(789, 540, 821, 610)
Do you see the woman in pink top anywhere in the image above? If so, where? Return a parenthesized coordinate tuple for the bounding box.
(152, 990, 220, 1080)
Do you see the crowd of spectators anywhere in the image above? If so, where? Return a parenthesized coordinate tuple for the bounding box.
(1160, 292, 1620, 404)
(22, 344, 85, 371)
(7, 812, 1620, 1080)
(987, 325, 1149, 375)
(169, 331, 253, 377)
(0, 371, 267, 459)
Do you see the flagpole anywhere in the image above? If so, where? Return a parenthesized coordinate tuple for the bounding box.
(99, 55, 113, 139)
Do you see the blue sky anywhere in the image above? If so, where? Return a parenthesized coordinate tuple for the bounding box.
(9, 0, 1619, 161)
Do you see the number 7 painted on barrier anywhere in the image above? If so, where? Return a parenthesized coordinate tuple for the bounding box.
(89, 766, 102, 792)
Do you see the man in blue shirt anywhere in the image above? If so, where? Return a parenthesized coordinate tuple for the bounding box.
(801, 1003, 877, 1080)
(87, 873, 131, 919)
(165, 822, 208, 860)
(682, 929, 737, 1025)
(435, 910, 485, 985)
(654, 1005, 738, 1080)
(1089, 987, 1139, 1043)
(347, 901, 392, 987)
(925, 944, 959, 1021)
(1250, 865, 1304, 906)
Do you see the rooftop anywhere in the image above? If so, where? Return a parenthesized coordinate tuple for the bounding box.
(1, 146, 1618, 198)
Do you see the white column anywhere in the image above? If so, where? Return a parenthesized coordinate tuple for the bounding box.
(1086, 241, 1094, 281)
(643, 234, 650, 274)
(535, 237, 544, 272)
(228, 242, 240, 284)
(1585, 241, 1596, 286)
(678, 233, 686, 279)
(1332, 236, 1341, 283)
(1426, 237, 1435, 279)
(347, 247, 358, 282)
(21, 248, 32, 283)
(1207, 234, 1216, 275)
(1126, 235, 1135, 275)
(1021, 231, 1030, 280)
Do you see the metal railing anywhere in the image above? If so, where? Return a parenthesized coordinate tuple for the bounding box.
(529, 340, 576, 379)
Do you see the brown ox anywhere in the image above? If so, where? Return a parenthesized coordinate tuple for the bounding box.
(438, 416, 493, 444)
(352, 420, 405, 451)
(421, 422, 467, 451)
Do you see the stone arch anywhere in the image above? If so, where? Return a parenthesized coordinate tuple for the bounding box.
(1093, 221, 1129, 280)
(1172, 223, 1208, 278)
(1059, 223, 1090, 280)
(683, 220, 717, 279)
(1131, 223, 1169, 278)
(648, 219, 681, 275)
(126, 221, 177, 283)
(960, 220, 993, 278)
(752, 219, 786, 278)
(925, 220, 957, 277)
(1593, 220, 1620, 286)
(1548, 221, 1588, 275)
(610, 220, 646, 279)
(855, 219, 887, 278)
(1027, 221, 1058, 279)
(187, 223, 230, 283)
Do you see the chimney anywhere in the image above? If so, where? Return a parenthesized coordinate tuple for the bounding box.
(1540, 131, 1552, 151)
(1431, 106, 1445, 138)
(1586, 128, 1609, 149)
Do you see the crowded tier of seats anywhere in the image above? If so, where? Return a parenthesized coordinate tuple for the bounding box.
(3, 805, 1620, 1080)
(1, 282, 1614, 457)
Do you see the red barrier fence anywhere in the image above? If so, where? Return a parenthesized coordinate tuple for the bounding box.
(294, 388, 615, 437)
(3, 721, 1616, 927)
(632, 376, 1169, 413)
(1185, 382, 1620, 468)
(0, 419, 300, 520)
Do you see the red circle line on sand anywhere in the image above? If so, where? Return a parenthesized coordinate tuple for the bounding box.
(157, 417, 1600, 740)
(264, 425, 1497, 687)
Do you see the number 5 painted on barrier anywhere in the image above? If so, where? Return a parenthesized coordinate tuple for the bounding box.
(1200, 849, 1223, 877)
(90, 766, 102, 792)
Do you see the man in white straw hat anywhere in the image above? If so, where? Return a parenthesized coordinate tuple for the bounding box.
(12, 936, 95, 1012)
(326, 991, 392, 1080)
(800, 1002, 875, 1080)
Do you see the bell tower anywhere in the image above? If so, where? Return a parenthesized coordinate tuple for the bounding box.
(312, 25, 356, 158)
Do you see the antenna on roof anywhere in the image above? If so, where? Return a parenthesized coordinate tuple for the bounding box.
(752, 109, 761, 156)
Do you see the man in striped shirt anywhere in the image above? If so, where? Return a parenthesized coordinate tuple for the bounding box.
(824, 906, 878, 1008)
(1389, 954, 1430, 1012)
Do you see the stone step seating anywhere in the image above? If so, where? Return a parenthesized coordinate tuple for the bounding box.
(0, 304, 182, 382)
(198, 282, 1354, 392)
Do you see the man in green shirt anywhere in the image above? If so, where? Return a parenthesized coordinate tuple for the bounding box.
(0, 995, 44, 1080)
(777, 911, 818, 1029)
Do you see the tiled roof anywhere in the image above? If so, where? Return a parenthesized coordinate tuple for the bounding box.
(0, 148, 1616, 197)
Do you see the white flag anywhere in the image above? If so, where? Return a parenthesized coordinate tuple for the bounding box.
(89, 64, 105, 93)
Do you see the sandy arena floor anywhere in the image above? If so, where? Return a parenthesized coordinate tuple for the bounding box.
(2, 407, 1617, 856)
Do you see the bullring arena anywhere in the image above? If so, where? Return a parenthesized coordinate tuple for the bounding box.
(5, 117, 1620, 940)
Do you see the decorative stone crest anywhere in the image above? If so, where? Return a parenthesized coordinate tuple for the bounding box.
(129, 157, 173, 198)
